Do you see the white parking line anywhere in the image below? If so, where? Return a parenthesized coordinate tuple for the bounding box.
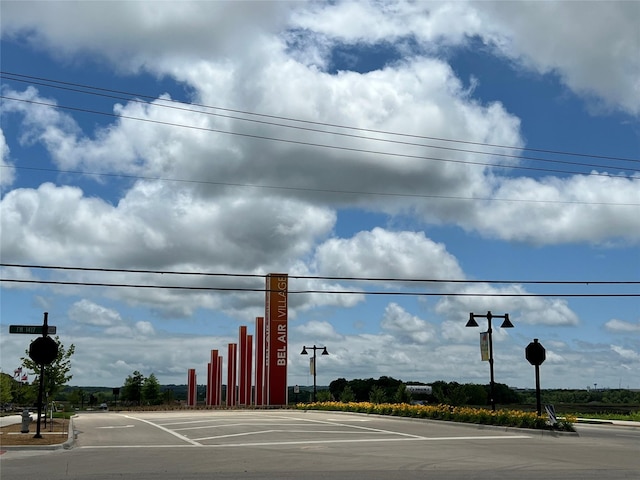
(123, 414, 201, 446)
(78, 434, 531, 450)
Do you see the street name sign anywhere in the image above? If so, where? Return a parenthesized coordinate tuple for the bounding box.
(9, 325, 57, 335)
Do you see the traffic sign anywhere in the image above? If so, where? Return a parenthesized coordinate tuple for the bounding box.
(526, 338, 546, 366)
(9, 325, 57, 335)
(29, 336, 59, 365)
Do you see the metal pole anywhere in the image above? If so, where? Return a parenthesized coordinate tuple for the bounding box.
(487, 315, 496, 411)
(312, 349, 317, 402)
(535, 364, 542, 416)
(34, 312, 48, 438)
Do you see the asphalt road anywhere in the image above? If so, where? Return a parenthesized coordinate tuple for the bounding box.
(1, 410, 638, 480)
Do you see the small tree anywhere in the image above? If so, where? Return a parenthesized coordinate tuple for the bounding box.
(122, 371, 145, 405)
(394, 384, 412, 404)
(339, 385, 356, 403)
(21, 336, 75, 401)
(369, 385, 386, 404)
(142, 373, 161, 405)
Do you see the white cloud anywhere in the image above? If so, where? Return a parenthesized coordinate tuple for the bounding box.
(468, 174, 640, 245)
(380, 302, 436, 344)
(473, 1, 640, 115)
(68, 299, 122, 327)
(0, 129, 16, 188)
(605, 319, 640, 333)
(436, 285, 579, 327)
(314, 228, 464, 282)
(611, 345, 640, 361)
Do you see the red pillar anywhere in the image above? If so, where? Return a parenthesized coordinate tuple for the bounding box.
(245, 334, 253, 405)
(206, 363, 213, 406)
(227, 343, 237, 406)
(239, 326, 248, 405)
(187, 368, 197, 406)
(255, 316, 265, 406)
(209, 349, 219, 406)
(217, 356, 223, 406)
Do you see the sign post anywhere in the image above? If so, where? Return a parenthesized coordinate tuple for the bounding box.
(10, 313, 59, 438)
(525, 338, 546, 416)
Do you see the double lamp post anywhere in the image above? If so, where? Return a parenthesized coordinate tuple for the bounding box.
(466, 311, 514, 411)
(300, 345, 329, 402)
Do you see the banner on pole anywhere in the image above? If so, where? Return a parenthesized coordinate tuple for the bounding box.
(480, 332, 489, 361)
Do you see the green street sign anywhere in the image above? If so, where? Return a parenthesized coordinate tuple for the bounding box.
(9, 325, 57, 335)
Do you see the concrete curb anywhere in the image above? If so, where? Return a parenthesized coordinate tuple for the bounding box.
(299, 409, 580, 436)
(0, 416, 75, 451)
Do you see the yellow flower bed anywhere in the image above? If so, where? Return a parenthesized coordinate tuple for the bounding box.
(296, 401, 574, 431)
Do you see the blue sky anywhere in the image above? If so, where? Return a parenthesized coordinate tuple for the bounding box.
(1, 1, 638, 392)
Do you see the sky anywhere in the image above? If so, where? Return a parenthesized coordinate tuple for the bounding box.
(1, 0, 639, 393)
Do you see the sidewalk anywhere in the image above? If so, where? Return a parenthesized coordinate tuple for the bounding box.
(0, 414, 31, 427)
(576, 417, 640, 427)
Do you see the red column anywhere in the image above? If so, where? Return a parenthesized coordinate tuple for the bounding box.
(217, 356, 223, 406)
(227, 343, 237, 406)
(265, 274, 288, 405)
(245, 334, 253, 405)
(210, 349, 219, 406)
(206, 363, 213, 406)
(255, 316, 265, 405)
(239, 326, 248, 405)
(187, 368, 197, 406)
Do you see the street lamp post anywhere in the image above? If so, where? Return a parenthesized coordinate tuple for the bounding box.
(300, 345, 329, 402)
(466, 311, 514, 411)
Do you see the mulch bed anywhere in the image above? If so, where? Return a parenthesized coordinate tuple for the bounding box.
(0, 418, 69, 446)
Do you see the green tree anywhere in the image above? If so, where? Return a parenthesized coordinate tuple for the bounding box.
(339, 385, 356, 403)
(329, 378, 348, 400)
(67, 388, 85, 409)
(369, 385, 387, 404)
(0, 373, 14, 404)
(316, 390, 332, 402)
(142, 373, 161, 405)
(163, 388, 175, 405)
(393, 384, 412, 404)
(122, 371, 145, 405)
(21, 336, 75, 401)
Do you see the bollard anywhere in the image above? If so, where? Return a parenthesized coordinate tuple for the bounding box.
(21, 409, 31, 433)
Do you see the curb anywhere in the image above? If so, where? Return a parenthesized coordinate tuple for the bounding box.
(0, 416, 75, 451)
(301, 409, 580, 436)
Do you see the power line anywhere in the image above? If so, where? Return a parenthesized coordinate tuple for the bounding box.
(3, 70, 638, 164)
(0, 278, 636, 297)
(1, 95, 635, 179)
(2, 72, 638, 173)
(3, 164, 638, 206)
(2, 264, 638, 285)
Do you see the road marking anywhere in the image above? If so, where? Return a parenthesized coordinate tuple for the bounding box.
(97, 425, 135, 429)
(78, 434, 532, 450)
(123, 415, 201, 446)
(326, 418, 370, 422)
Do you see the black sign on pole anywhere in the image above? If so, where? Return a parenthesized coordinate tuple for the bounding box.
(32, 312, 56, 439)
(525, 338, 546, 416)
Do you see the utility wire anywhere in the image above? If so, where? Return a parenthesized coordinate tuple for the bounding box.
(1, 95, 634, 179)
(3, 70, 638, 164)
(1, 278, 636, 297)
(2, 72, 637, 172)
(2, 263, 638, 285)
(3, 164, 638, 206)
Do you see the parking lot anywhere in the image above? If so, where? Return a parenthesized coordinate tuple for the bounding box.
(76, 409, 531, 448)
(2, 409, 638, 480)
